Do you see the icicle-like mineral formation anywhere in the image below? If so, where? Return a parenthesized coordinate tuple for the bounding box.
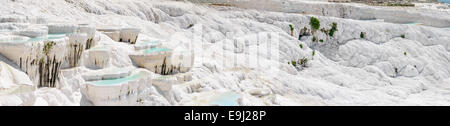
(0, 35, 68, 88)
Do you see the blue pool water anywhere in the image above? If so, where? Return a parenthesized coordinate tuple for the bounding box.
(439, 0, 450, 4)
(1, 34, 66, 43)
(27, 37, 45, 42)
(143, 47, 169, 54)
(47, 36, 65, 40)
(91, 73, 144, 85)
(209, 92, 241, 106)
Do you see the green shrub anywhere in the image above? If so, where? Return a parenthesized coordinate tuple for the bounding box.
(360, 32, 365, 38)
(291, 61, 297, 67)
(312, 36, 317, 42)
(404, 51, 407, 56)
(329, 22, 337, 37)
(319, 39, 324, 42)
(312, 50, 315, 56)
(310, 17, 320, 30)
(43, 41, 56, 55)
(299, 43, 303, 49)
(401, 34, 405, 38)
(300, 57, 308, 67)
(289, 24, 294, 36)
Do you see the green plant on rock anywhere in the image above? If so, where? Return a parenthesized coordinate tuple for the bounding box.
(312, 36, 317, 42)
(329, 22, 338, 37)
(320, 28, 328, 34)
(404, 51, 407, 56)
(43, 41, 56, 55)
(299, 43, 303, 49)
(300, 57, 308, 67)
(319, 39, 324, 42)
(310, 17, 320, 30)
(289, 24, 295, 36)
(291, 61, 297, 67)
(312, 50, 316, 56)
(360, 32, 365, 38)
(401, 34, 405, 38)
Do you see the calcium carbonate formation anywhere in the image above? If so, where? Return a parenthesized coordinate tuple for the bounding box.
(0, 19, 105, 89)
(1, 0, 449, 106)
(98, 26, 141, 44)
(82, 69, 152, 106)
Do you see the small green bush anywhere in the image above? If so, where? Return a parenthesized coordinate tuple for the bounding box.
(289, 24, 294, 36)
(300, 57, 308, 67)
(289, 24, 294, 31)
(299, 43, 303, 49)
(310, 17, 320, 30)
(404, 51, 407, 56)
(312, 36, 317, 42)
(319, 39, 324, 42)
(360, 32, 365, 38)
(312, 50, 316, 56)
(43, 41, 56, 55)
(401, 34, 405, 38)
(291, 61, 297, 67)
(329, 22, 337, 37)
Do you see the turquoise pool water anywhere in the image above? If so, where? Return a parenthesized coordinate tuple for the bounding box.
(209, 92, 241, 106)
(439, 0, 450, 4)
(143, 47, 169, 54)
(27, 37, 45, 42)
(47, 36, 65, 40)
(0, 34, 66, 43)
(90, 73, 144, 86)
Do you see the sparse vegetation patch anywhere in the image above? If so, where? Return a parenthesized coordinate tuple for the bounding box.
(310, 17, 320, 30)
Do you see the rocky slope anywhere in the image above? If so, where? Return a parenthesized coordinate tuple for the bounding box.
(0, 0, 449, 105)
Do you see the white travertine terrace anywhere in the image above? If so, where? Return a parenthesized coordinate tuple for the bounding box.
(102, 31, 120, 41)
(0, 61, 35, 95)
(129, 48, 175, 75)
(170, 47, 194, 73)
(151, 75, 176, 101)
(0, 15, 47, 24)
(62, 33, 88, 68)
(119, 28, 141, 44)
(81, 67, 134, 81)
(15, 26, 48, 38)
(97, 26, 122, 42)
(134, 40, 163, 50)
(98, 26, 140, 44)
(78, 24, 98, 49)
(82, 46, 111, 69)
(0, 0, 449, 106)
(47, 23, 78, 34)
(81, 69, 152, 106)
(0, 35, 68, 88)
